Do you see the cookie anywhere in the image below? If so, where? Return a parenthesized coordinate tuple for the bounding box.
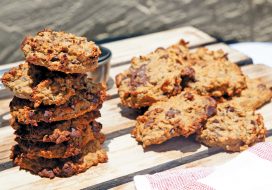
(11, 111, 101, 144)
(183, 58, 246, 97)
(229, 77, 271, 108)
(196, 102, 266, 152)
(116, 40, 194, 109)
(2, 62, 103, 107)
(189, 47, 228, 61)
(11, 138, 108, 178)
(131, 89, 217, 147)
(1, 62, 44, 100)
(21, 29, 101, 73)
(9, 83, 108, 126)
(14, 129, 105, 159)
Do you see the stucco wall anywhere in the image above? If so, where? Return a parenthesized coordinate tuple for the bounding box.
(0, 0, 271, 65)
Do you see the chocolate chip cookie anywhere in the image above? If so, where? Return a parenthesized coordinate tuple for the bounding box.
(14, 129, 105, 159)
(2, 62, 103, 107)
(183, 59, 246, 97)
(9, 83, 107, 126)
(11, 138, 108, 178)
(131, 89, 217, 147)
(21, 29, 101, 73)
(116, 40, 194, 109)
(11, 111, 101, 144)
(229, 77, 271, 109)
(196, 102, 266, 152)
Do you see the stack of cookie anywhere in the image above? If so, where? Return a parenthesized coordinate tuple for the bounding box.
(2, 29, 109, 178)
(116, 40, 271, 152)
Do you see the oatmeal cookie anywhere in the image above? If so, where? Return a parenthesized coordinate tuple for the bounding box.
(14, 130, 105, 159)
(229, 77, 271, 108)
(183, 59, 246, 97)
(2, 62, 103, 107)
(10, 83, 108, 126)
(11, 138, 108, 178)
(116, 40, 194, 109)
(11, 111, 101, 144)
(196, 102, 266, 152)
(21, 29, 101, 73)
(131, 89, 217, 147)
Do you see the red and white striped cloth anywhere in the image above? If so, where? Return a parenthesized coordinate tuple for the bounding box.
(134, 142, 272, 190)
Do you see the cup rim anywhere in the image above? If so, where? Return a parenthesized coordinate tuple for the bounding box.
(98, 46, 112, 66)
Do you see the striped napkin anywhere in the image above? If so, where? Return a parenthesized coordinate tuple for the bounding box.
(134, 142, 272, 190)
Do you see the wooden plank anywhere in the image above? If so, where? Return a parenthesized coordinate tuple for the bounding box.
(113, 135, 272, 190)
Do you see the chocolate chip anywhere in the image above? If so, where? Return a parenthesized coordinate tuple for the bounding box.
(183, 92, 194, 100)
(51, 56, 59, 61)
(61, 162, 74, 176)
(251, 120, 256, 125)
(131, 65, 147, 79)
(29, 111, 35, 117)
(69, 128, 81, 138)
(60, 54, 68, 64)
(70, 105, 75, 110)
(183, 67, 195, 77)
(257, 84, 266, 90)
(205, 105, 216, 117)
(212, 119, 219, 123)
(144, 118, 155, 129)
(270, 87, 272, 91)
(165, 108, 181, 119)
(44, 111, 52, 122)
(155, 47, 165, 51)
(173, 85, 182, 95)
(48, 49, 53, 54)
(227, 107, 235, 113)
(91, 122, 102, 132)
(77, 40, 82, 45)
(38, 169, 55, 179)
(88, 93, 99, 104)
(160, 55, 169, 59)
(129, 65, 150, 89)
(169, 128, 175, 134)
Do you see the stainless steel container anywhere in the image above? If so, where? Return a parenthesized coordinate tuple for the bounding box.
(87, 46, 111, 84)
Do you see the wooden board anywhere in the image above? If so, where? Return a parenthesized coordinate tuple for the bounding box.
(0, 26, 267, 190)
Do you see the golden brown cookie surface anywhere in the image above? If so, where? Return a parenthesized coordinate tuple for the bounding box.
(21, 29, 101, 73)
(131, 89, 217, 147)
(196, 102, 266, 152)
(116, 40, 193, 109)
